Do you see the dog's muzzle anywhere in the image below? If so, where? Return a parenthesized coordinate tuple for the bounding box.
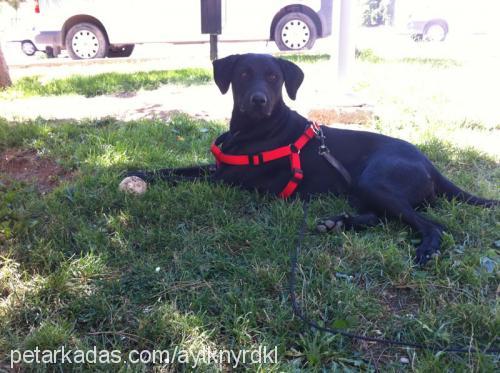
(241, 91, 272, 117)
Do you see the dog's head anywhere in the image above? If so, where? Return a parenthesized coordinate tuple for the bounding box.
(213, 53, 304, 119)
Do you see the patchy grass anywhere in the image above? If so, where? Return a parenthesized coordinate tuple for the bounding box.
(277, 53, 331, 64)
(350, 55, 498, 154)
(355, 48, 461, 67)
(0, 50, 462, 100)
(0, 47, 497, 371)
(1, 68, 212, 98)
(0, 110, 498, 371)
(398, 57, 462, 68)
(355, 48, 385, 64)
(279, 49, 461, 68)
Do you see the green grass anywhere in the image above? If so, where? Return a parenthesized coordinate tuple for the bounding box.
(0, 110, 498, 371)
(277, 53, 331, 64)
(278, 49, 461, 68)
(1, 68, 212, 98)
(280, 50, 392, 65)
(0, 50, 498, 370)
(355, 48, 461, 67)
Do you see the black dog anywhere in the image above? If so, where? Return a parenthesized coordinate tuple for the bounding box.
(130, 53, 497, 265)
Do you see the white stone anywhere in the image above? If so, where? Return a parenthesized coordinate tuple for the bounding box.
(119, 176, 147, 195)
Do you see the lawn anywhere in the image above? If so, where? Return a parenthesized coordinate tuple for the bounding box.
(0, 53, 498, 371)
(1, 56, 328, 99)
(1, 68, 212, 98)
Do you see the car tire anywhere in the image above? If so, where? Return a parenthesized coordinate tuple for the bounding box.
(65, 22, 108, 59)
(423, 20, 448, 42)
(274, 12, 317, 51)
(108, 44, 135, 58)
(21, 40, 37, 56)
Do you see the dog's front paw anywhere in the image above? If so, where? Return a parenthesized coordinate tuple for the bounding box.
(414, 228, 443, 266)
(316, 213, 351, 233)
(414, 248, 441, 266)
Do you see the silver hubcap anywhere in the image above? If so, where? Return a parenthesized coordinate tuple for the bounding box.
(425, 25, 445, 41)
(72, 30, 100, 58)
(281, 19, 310, 49)
(22, 42, 36, 55)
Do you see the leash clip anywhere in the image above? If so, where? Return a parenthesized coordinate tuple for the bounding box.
(315, 125, 330, 156)
(318, 143, 329, 156)
(312, 121, 353, 186)
(319, 147, 330, 157)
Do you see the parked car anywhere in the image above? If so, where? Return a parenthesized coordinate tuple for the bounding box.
(404, 0, 499, 42)
(5, 25, 58, 58)
(32, 0, 333, 60)
(407, 15, 449, 42)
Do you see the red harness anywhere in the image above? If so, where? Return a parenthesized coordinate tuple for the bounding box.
(210, 122, 319, 199)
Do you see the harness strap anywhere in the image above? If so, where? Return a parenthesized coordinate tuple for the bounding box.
(210, 123, 319, 198)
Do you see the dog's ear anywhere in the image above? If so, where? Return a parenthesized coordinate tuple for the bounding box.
(212, 54, 240, 94)
(277, 58, 304, 100)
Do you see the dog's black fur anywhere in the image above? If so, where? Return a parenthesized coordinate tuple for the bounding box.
(129, 53, 497, 265)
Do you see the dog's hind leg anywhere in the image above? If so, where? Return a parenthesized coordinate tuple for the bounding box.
(358, 185, 444, 265)
(318, 194, 442, 265)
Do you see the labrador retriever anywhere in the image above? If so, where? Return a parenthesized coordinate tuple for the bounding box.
(129, 53, 497, 265)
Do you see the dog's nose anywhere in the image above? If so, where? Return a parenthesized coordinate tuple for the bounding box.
(250, 92, 267, 107)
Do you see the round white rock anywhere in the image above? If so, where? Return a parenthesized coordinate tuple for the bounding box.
(119, 176, 148, 195)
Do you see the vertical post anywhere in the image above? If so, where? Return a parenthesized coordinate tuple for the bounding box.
(201, 0, 221, 61)
(210, 34, 218, 61)
(332, 0, 356, 90)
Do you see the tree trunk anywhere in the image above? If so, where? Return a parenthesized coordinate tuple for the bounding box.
(0, 45, 12, 88)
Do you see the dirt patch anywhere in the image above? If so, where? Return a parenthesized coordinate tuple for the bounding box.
(0, 148, 74, 194)
(380, 286, 421, 317)
(351, 286, 420, 367)
(308, 107, 374, 125)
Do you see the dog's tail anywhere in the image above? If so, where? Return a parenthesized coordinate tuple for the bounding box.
(434, 170, 498, 207)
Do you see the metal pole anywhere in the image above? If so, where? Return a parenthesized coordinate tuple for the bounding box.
(210, 34, 218, 61)
(333, 0, 355, 89)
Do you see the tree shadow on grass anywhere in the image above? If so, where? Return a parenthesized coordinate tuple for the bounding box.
(0, 117, 498, 371)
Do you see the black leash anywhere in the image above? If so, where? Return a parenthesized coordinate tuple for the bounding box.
(315, 124, 352, 186)
(130, 127, 498, 354)
(289, 200, 499, 354)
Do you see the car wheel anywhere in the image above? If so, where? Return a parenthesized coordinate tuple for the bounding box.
(65, 22, 108, 59)
(108, 44, 135, 58)
(274, 12, 317, 51)
(21, 40, 37, 56)
(423, 21, 448, 42)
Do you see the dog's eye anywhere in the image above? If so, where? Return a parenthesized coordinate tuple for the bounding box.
(240, 71, 249, 79)
(267, 73, 277, 82)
